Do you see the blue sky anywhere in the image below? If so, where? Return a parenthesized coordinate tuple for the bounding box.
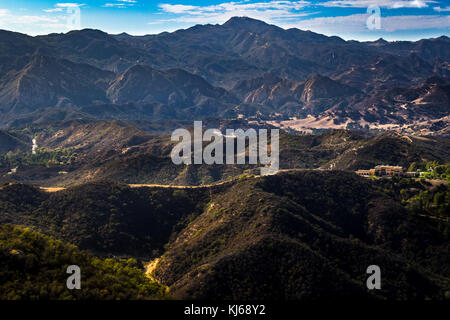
(0, 0, 449, 40)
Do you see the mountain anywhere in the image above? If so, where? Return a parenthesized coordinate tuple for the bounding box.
(0, 30, 41, 57)
(107, 65, 238, 118)
(365, 35, 450, 62)
(334, 54, 441, 92)
(0, 16, 449, 302)
(0, 54, 114, 114)
(231, 73, 359, 105)
(0, 56, 238, 121)
(301, 74, 359, 102)
(36, 29, 147, 72)
(0, 17, 448, 132)
(230, 73, 361, 118)
(352, 76, 450, 124)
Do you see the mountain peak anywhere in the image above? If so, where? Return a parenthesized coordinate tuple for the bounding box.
(224, 16, 265, 25)
(114, 32, 132, 38)
(223, 16, 272, 32)
(375, 37, 388, 43)
(435, 35, 450, 42)
(66, 28, 109, 39)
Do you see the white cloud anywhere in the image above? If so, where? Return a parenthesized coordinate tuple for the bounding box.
(158, 4, 197, 14)
(104, 0, 137, 8)
(391, 0, 434, 8)
(282, 13, 450, 34)
(433, 6, 450, 12)
(44, 3, 84, 13)
(0, 9, 60, 26)
(319, 0, 436, 8)
(0, 6, 76, 35)
(383, 14, 450, 31)
(154, 0, 445, 28)
(56, 3, 85, 8)
(12, 15, 60, 24)
(157, 1, 313, 25)
(282, 13, 367, 33)
(43, 8, 64, 13)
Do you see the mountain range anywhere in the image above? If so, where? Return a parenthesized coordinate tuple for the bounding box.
(0, 17, 448, 134)
(0, 17, 449, 301)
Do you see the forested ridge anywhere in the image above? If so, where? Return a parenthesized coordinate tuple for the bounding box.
(0, 171, 448, 300)
(0, 224, 167, 300)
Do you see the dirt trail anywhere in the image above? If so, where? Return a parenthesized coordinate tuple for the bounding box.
(38, 169, 312, 193)
(40, 179, 236, 192)
(145, 258, 161, 282)
(40, 187, 66, 193)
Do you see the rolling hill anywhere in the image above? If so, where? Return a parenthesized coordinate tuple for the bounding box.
(0, 121, 449, 187)
(0, 171, 448, 300)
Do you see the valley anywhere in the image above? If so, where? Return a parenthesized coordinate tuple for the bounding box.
(1, 120, 449, 188)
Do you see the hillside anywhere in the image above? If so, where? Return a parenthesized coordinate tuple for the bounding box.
(0, 171, 448, 300)
(154, 171, 449, 299)
(0, 54, 114, 115)
(106, 65, 237, 119)
(0, 181, 209, 257)
(0, 11, 449, 303)
(323, 133, 450, 170)
(0, 130, 29, 154)
(0, 121, 449, 187)
(0, 224, 167, 300)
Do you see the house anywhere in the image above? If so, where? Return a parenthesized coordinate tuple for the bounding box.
(356, 165, 405, 177)
(355, 169, 375, 176)
(374, 165, 403, 176)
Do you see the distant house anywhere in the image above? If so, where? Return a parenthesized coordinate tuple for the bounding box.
(374, 165, 403, 176)
(356, 165, 407, 177)
(355, 169, 375, 177)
